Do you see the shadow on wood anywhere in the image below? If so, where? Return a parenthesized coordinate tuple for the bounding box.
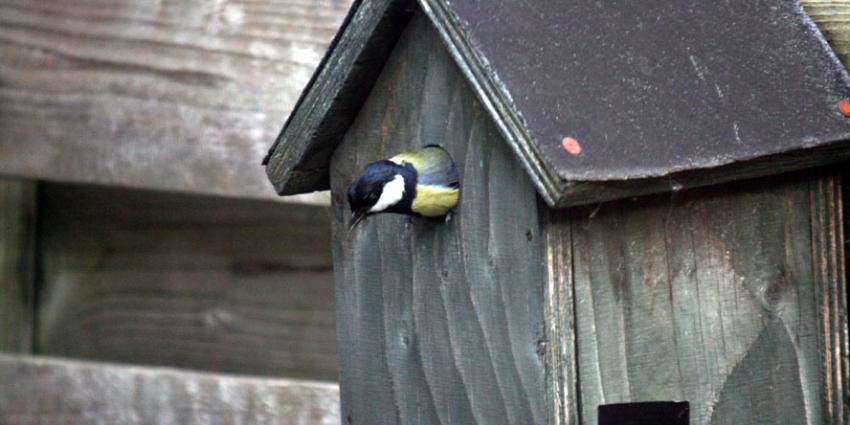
(36, 183, 338, 381)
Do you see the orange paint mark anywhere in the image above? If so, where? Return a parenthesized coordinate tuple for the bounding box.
(561, 137, 582, 156)
(838, 99, 850, 117)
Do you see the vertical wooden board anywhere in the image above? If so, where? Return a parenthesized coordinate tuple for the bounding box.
(0, 179, 36, 353)
(843, 173, 850, 425)
(807, 12, 850, 421)
(565, 174, 846, 425)
(544, 208, 580, 425)
(36, 183, 337, 380)
(328, 12, 546, 425)
(810, 177, 849, 425)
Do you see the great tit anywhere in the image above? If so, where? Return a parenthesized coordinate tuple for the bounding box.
(347, 145, 460, 230)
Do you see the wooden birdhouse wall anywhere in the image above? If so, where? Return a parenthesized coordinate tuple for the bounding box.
(329, 14, 549, 425)
(326, 9, 848, 425)
(545, 176, 847, 425)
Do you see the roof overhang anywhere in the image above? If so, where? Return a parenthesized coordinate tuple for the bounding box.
(263, 0, 416, 195)
(266, 0, 850, 207)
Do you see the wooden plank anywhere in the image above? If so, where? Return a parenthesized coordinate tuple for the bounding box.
(265, 0, 415, 195)
(328, 14, 546, 425)
(562, 173, 847, 425)
(35, 183, 337, 381)
(0, 179, 36, 353)
(543, 208, 580, 425)
(540, 206, 581, 425)
(0, 0, 349, 202)
(810, 176, 849, 425)
(0, 354, 339, 425)
(844, 172, 850, 425)
(802, 0, 850, 68)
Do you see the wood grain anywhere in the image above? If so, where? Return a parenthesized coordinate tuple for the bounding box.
(0, 0, 349, 202)
(329, 13, 546, 425)
(36, 183, 337, 381)
(810, 176, 849, 425)
(802, 0, 850, 68)
(0, 179, 36, 353)
(0, 354, 339, 425)
(555, 174, 847, 425)
(543, 209, 580, 425)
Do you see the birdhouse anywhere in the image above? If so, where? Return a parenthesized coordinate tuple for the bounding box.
(264, 1, 850, 424)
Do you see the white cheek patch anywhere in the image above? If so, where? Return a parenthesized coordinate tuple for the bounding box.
(369, 174, 405, 213)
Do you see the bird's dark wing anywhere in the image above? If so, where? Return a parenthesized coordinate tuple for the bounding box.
(391, 145, 459, 188)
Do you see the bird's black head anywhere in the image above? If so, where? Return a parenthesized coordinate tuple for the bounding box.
(347, 160, 413, 230)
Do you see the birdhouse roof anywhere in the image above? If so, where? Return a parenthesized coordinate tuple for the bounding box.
(264, 0, 850, 207)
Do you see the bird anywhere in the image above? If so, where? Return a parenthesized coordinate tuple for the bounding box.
(347, 145, 460, 230)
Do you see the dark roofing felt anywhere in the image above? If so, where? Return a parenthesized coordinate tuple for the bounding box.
(265, 0, 850, 207)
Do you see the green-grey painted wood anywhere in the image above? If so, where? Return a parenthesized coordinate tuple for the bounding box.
(265, 0, 414, 195)
(0, 179, 36, 353)
(35, 183, 337, 380)
(553, 174, 847, 425)
(329, 13, 546, 425)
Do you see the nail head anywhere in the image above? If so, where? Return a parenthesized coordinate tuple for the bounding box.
(561, 137, 582, 156)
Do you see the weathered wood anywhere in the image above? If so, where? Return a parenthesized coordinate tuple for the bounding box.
(543, 208, 580, 425)
(0, 179, 36, 353)
(265, 0, 415, 195)
(0, 0, 349, 202)
(547, 173, 847, 425)
(329, 13, 546, 425)
(810, 176, 849, 425)
(802, 0, 850, 68)
(841, 171, 850, 332)
(36, 183, 337, 381)
(0, 354, 339, 425)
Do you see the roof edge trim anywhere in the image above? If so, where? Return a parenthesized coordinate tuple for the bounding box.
(417, 0, 567, 207)
(264, 0, 415, 195)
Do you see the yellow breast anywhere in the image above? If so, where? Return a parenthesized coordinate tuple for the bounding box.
(411, 185, 460, 217)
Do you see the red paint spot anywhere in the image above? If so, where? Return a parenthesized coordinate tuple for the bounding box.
(561, 137, 582, 156)
(838, 99, 850, 117)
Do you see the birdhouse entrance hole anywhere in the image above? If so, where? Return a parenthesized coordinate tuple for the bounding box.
(598, 401, 689, 425)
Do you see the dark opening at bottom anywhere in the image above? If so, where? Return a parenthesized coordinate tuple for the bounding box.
(598, 401, 689, 425)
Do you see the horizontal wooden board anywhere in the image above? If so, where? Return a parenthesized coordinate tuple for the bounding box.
(802, 0, 850, 68)
(36, 183, 338, 381)
(0, 0, 349, 202)
(0, 354, 339, 425)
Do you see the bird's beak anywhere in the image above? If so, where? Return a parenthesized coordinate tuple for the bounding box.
(348, 210, 366, 232)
